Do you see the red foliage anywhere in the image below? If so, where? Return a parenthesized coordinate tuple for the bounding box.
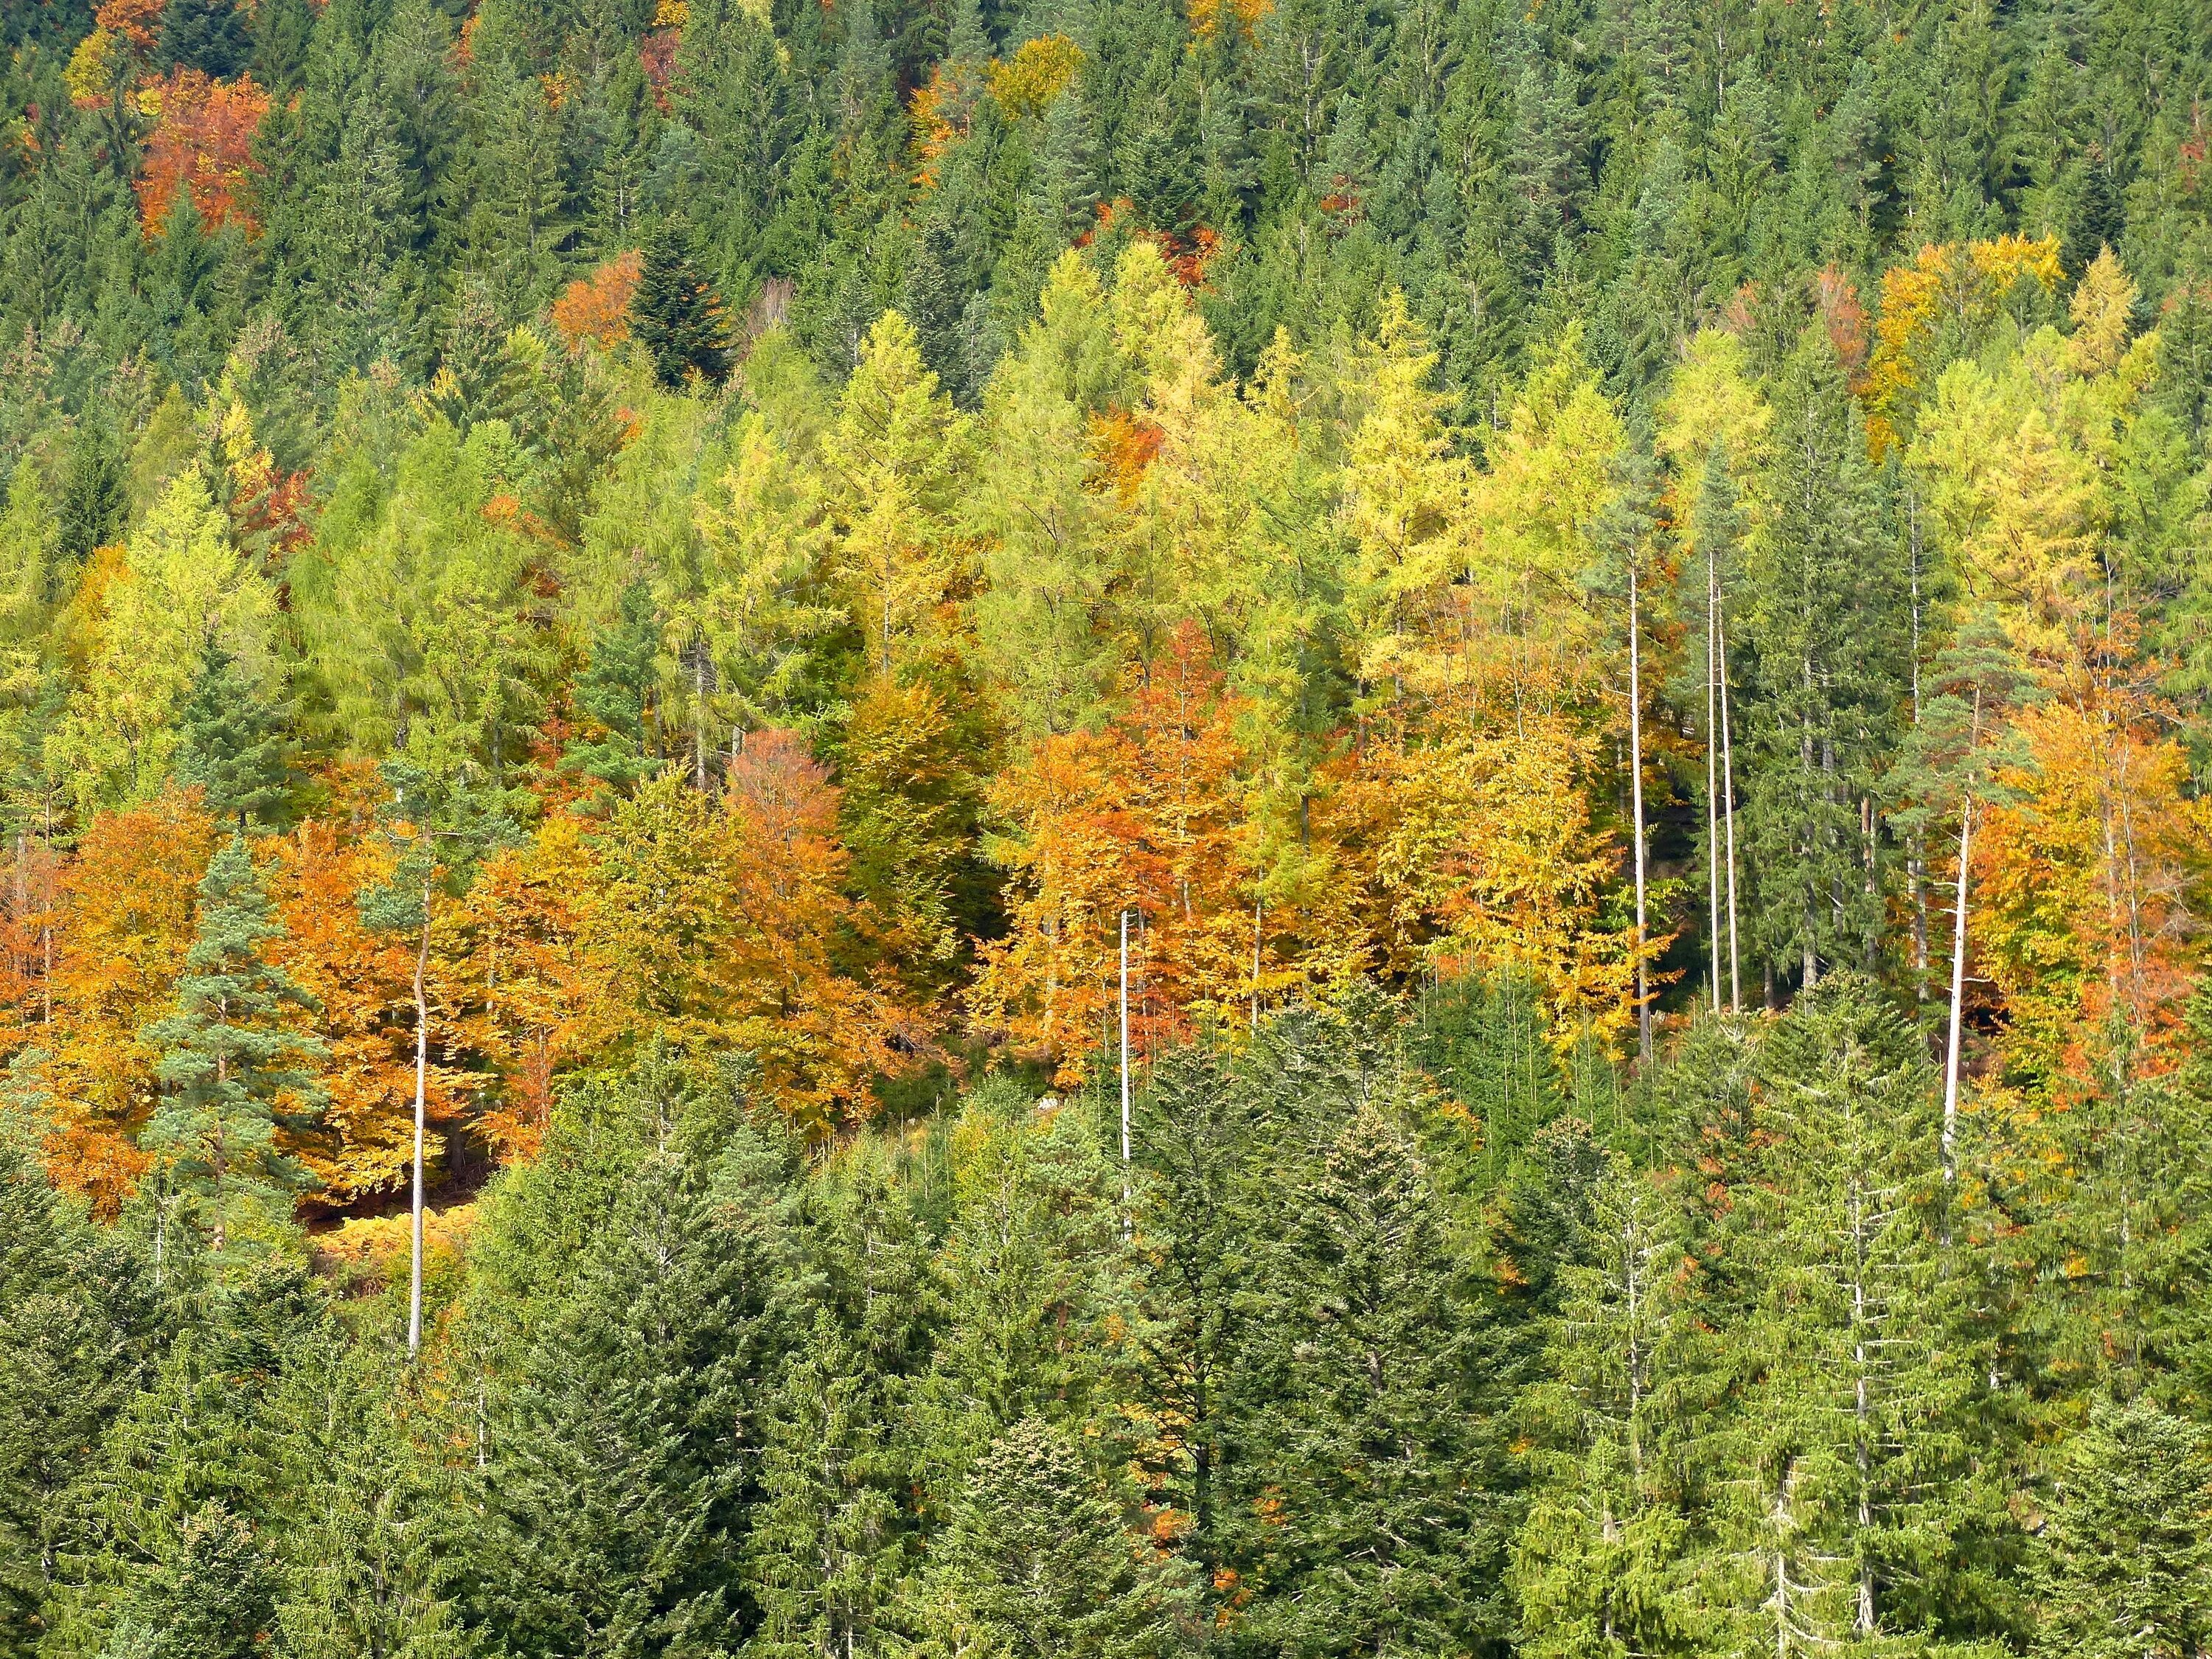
(1815, 265, 1871, 386)
(136, 70, 271, 240)
(639, 28, 682, 109)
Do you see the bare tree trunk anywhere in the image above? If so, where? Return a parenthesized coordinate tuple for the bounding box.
(409, 894, 431, 1360)
(1119, 909, 1131, 1224)
(1708, 543, 1723, 1015)
(1719, 605, 1742, 1012)
(1942, 799, 1972, 1200)
(1630, 557, 1651, 1060)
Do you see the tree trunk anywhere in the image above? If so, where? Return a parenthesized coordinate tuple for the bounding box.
(1942, 797, 1972, 1202)
(1630, 557, 1651, 1061)
(1718, 604, 1742, 1011)
(409, 896, 431, 1360)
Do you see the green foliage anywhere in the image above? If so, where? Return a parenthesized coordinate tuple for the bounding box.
(2029, 1395, 2212, 1659)
(173, 647, 298, 831)
(140, 837, 324, 1252)
(633, 226, 734, 392)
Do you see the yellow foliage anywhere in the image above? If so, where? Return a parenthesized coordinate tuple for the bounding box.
(984, 35, 1083, 119)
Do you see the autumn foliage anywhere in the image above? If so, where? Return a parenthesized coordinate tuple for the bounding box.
(136, 70, 270, 240)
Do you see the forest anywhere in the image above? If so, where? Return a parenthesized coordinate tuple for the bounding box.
(3, 0, 2212, 1650)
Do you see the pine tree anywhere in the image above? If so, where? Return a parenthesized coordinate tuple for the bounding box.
(633, 223, 734, 390)
(140, 836, 324, 1254)
(173, 647, 298, 832)
(901, 1416, 1199, 1659)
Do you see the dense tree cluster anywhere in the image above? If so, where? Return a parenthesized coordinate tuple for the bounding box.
(4, 0, 2212, 1649)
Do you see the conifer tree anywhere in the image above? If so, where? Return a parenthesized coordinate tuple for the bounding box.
(900, 1416, 1199, 1659)
(561, 578, 662, 797)
(57, 424, 125, 570)
(2030, 1397, 2212, 1659)
(633, 223, 734, 390)
(1251, 1102, 1514, 1656)
(1514, 1150, 1709, 1658)
(158, 0, 253, 78)
(473, 1123, 804, 1654)
(1705, 975, 2007, 1653)
(140, 836, 324, 1254)
(1736, 335, 1905, 995)
(173, 647, 297, 832)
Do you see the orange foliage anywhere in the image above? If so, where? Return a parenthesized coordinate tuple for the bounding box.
(136, 70, 270, 240)
(1973, 679, 2210, 1102)
(909, 63, 977, 190)
(971, 628, 1256, 1082)
(94, 0, 164, 51)
(639, 29, 682, 108)
(582, 744, 914, 1136)
(0, 832, 63, 1055)
(264, 819, 472, 1208)
(552, 251, 644, 349)
(1088, 408, 1164, 501)
(449, 815, 604, 1162)
(1814, 265, 1869, 385)
(38, 792, 218, 1215)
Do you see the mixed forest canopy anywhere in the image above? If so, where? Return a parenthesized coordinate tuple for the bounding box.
(5, 0, 2212, 1651)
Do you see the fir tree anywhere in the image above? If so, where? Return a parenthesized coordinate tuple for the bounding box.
(140, 837, 324, 1254)
(633, 223, 734, 390)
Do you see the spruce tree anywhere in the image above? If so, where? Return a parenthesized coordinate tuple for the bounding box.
(158, 0, 254, 77)
(173, 647, 298, 832)
(2030, 1397, 2212, 1659)
(1251, 1102, 1514, 1657)
(140, 837, 324, 1254)
(473, 1124, 804, 1653)
(1736, 333, 1905, 995)
(901, 1416, 1199, 1659)
(562, 579, 661, 797)
(1513, 1148, 1710, 1658)
(633, 224, 734, 391)
(57, 424, 124, 571)
(1703, 974, 2008, 1654)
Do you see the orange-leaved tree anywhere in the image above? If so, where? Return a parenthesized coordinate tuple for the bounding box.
(972, 626, 1256, 1081)
(136, 70, 271, 240)
(448, 813, 605, 1162)
(263, 815, 473, 1208)
(582, 737, 911, 1136)
(37, 790, 218, 1214)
